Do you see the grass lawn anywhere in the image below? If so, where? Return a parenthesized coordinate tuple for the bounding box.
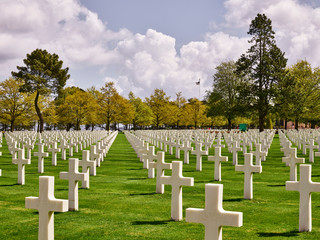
(0, 132, 320, 239)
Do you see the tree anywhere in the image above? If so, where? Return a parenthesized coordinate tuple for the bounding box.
(285, 60, 320, 129)
(185, 98, 207, 128)
(12, 49, 70, 132)
(236, 13, 287, 132)
(58, 89, 98, 130)
(0, 78, 33, 131)
(99, 82, 121, 131)
(128, 92, 153, 130)
(173, 92, 187, 128)
(145, 89, 170, 129)
(207, 61, 242, 130)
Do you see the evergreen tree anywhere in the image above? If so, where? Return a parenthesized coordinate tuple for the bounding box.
(12, 49, 70, 132)
(236, 13, 287, 131)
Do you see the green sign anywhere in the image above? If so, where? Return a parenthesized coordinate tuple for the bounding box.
(239, 124, 247, 132)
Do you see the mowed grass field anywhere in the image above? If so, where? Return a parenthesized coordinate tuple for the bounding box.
(0, 132, 320, 239)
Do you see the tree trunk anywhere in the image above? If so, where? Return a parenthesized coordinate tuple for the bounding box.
(295, 119, 299, 130)
(106, 118, 110, 131)
(227, 118, 232, 131)
(285, 118, 288, 130)
(34, 91, 44, 133)
(259, 113, 265, 132)
(10, 119, 15, 132)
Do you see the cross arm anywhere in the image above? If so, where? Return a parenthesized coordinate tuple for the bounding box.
(25, 197, 39, 210)
(49, 198, 69, 212)
(186, 208, 206, 224)
(219, 210, 243, 227)
(286, 181, 299, 191)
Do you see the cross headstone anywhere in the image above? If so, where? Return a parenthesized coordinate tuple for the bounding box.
(230, 141, 242, 165)
(301, 137, 309, 155)
(235, 153, 262, 199)
(282, 147, 305, 181)
(148, 151, 172, 194)
(24, 138, 34, 160)
(286, 164, 320, 232)
(251, 144, 267, 166)
(186, 184, 243, 240)
(34, 143, 49, 173)
(307, 139, 317, 163)
(90, 145, 101, 167)
(48, 142, 61, 166)
(141, 145, 157, 170)
(180, 141, 193, 164)
(59, 139, 68, 160)
(208, 147, 228, 181)
(12, 148, 31, 185)
(79, 150, 96, 188)
(25, 176, 68, 240)
(191, 143, 208, 171)
(60, 158, 89, 211)
(161, 161, 194, 221)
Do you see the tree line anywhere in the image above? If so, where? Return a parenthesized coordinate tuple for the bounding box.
(5, 13, 320, 132)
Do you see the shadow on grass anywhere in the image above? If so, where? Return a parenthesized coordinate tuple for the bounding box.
(312, 175, 320, 178)
(127, 178, 146, 180)
(132, 220, 171, 225)
(258, 231, 299, 237)
(196, 180, 215, 184)
(127, 168, 143, 171)
(267, 184, 285, 187)
(223, 198, 244, 202)
(0, 183, 19, 186)
(130, 192, 156, 196)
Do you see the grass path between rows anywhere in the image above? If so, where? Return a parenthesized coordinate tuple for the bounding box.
(0, 132, 320, 239)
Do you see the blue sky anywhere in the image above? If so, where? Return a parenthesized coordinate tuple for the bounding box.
(0, 0, 320, 100)
(80, 0, 226, 47)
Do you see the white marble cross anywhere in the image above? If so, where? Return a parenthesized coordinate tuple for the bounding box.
(251, 144, 267, 166)
(25, 176, 68, 240)
(12, 148, 30, 185)
(48, 142, 61, 166)
(186, 184, 243, 240)
(68, 139, 75, 157)
(180, 141, 193, 164)
(301, 137, 309, 155)
(286, 164, 320, 232)
(24, 138, 34, 160)
(307, 139, 317, 163)
(60, 158, 89, 211)
(161, 161, 194, 221)
(34, 143, 49, 173)
(174, 139, 182, 159)
(230, 141, 242, 165)
(282, 147, 305, 181)
(149, 151, 172, 194)
(141, 146, 157, 171)
(235, 153, 262, 199)
(79, 150, 96, 188)
(191, 143, 208, 171)
(90, 145, 101, 167)
(59, 139, 68, 160)
(208, 147, 228, 181)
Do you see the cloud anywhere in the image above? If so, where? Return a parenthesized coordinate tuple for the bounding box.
(224, 0, 320, 66)
(1, 0, 320, 101)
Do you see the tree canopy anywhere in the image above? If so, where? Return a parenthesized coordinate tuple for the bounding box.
(11, 49, 70, 132)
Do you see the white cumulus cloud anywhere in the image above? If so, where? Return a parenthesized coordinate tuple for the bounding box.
(0, 0, 319, 101)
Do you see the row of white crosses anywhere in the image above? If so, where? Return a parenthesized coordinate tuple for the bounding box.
(23, 130, 118, 240)
(132, 129, 272, 201)
(279, 129, 320, 232)
(125, 131, 243, 239)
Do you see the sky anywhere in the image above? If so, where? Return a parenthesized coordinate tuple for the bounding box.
(0, 0, 320, 100)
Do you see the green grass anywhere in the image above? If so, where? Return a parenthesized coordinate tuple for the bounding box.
(0, 133, 320, 239)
